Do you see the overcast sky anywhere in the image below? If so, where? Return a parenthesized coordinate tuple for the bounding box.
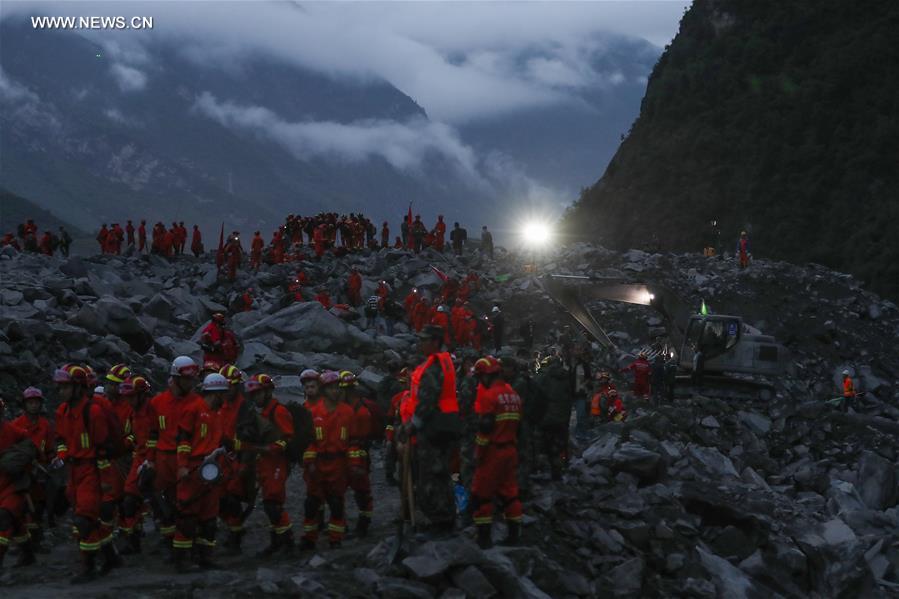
(2, 1, 689, 122)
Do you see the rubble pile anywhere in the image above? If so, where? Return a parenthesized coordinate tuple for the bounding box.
(1, 243, 898, 597)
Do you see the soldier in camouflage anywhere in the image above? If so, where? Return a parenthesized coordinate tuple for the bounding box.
(534, 353, 573, 481)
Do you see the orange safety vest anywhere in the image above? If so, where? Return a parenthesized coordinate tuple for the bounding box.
(843, 376, 855, 399)
(410, 352, 458, 414)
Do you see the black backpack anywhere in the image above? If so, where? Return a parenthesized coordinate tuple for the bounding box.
(284, 402, 314, 462)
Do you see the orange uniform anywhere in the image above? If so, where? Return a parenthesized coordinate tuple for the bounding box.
(258, 398, 294, 537)
(472, 380, 522, 527)
(120, 400, 158, 535)
(302, 400, 353, 544)
(11, 414, 53, 538)
(149, 389, 197, 540)
(347, 398, 374, 527)
(0, 421, 32, 555)
(218, 393, 253, 536)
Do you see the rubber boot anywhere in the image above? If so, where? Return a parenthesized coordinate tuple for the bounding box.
(121, 532, 141, 555)
(280, 531, 295, 557)
(256, 532, 280, 558)
(500, 521, 521, 546)
(70, 551, 98, 585)
(98, 542, 123, 575)
(476, 524, 493, 549)
(195, 544, 219, 570)
(14, 539, 36, 567)
(299, 537, 316, 552)
(355, 515, 371, 539)
(173, 548, 191, 574)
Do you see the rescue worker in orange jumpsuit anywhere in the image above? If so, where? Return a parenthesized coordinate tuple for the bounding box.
(471, 356, 523, 548)
(621, 352, 652, 398)
(313, 223, 327, 258)
(178, 222, 188, 254)
(250, 231, 264, 270)
(51, 364, 109, 583)
(433, 215, 446, 252)
(172, 372, 228, 572)
(590, 371, 616, 420)
(381, 222, 390, 248)
(430, 305, 453, 347)
(301, 371, 354, 550)
(217, 365, 253, 553)
(97, 224, 109, 254)
(412, 297, 431, 332)
(38, 231, 54, 256)
(605, 389, 627, 422)
(118, 376, 157, 555)
(126, 220, 135, 247)
(347, 268, 363, 307)
(401, 324, 460, 533)
(138, 220, 147, 253)
(841, 370, 857, 411)
(339, 372, 374, 537)
(737, 231, 751, 269)
(242, 288, 253, 312)
(0, 397, 36, 569)
(314, 288, 332, 309)
(148, 357, 201, 555)
(300, 369, 321, 410)
(247, 374, 295, 556)
(404, 288, 420, 323)
(111, 223, 125, 255)
(223, 233, 243, 280)
(191, 225, 203, 257)
(199, 313, 241, 370)
(96, 364, 132, 561)
(11, 387, 53, 547)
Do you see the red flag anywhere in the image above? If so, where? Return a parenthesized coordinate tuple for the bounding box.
(430, 264, 449, 282)
(406, 202, 414, 249)
(215, 222, 224, 268)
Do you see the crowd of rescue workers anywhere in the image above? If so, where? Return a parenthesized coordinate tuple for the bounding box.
(0, 211, 762, 585)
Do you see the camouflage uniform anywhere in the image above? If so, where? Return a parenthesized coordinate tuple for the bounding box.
(457, 372, 479, 488)
(378, 374, 406, 481)
(534, 361, 572, 481)
(511, 371, 537, 498)
(412, 359, 458, 530)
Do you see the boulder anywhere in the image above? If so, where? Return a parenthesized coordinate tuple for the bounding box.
(607, 442, 665, 482)
(451, 566, 497, 598)
(856, 451, 895, 510)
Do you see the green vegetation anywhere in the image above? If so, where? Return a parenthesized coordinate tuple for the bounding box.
(564, 0, 899, 299)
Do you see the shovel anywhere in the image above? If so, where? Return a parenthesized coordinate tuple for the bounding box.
(388, 441, 415, 564)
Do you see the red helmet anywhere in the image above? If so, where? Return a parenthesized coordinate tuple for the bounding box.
(219, 364, 244, 385)
(106, 363, 132, 384)
(119, 376, 151, 396)
(474, 356, 501, 375)
(54, 363, 88, 384)
(245, 373, 274, 393)
(319, 371, 340, 387)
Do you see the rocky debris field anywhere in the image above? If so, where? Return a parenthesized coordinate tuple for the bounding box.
(1, 242, 898, 597)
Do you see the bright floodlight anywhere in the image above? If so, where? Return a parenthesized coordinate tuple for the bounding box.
(522, 221, 552, 247)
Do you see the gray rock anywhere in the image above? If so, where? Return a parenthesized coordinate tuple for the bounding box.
(682, 577, 716, 598)
(289, 574, 325, 594)
(701, 415, 720, 429)
(607, 442, 664, 482)
(696, 546, 758, 598)
(738, 411, 772, 436)
(800, 518, 858, 549)
(688, 445, 740, 478)
(375, 577, 436, 599)
(741, 467, 772, 492)
(1, 290, 23, 306)
(583, 433, 619, 464)
(856, 451, 895, 510)
(607, 557, 643, 597)
(403, 555, 451, 580)
(451, 565, 497, 598)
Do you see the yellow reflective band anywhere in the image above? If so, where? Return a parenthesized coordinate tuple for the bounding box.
(506, 515, 523, 522)
(385, 425, 394, 431)
(118, 526, 133, 534)
(273, 524, 292, 534)
(496, 413, 521, 421)
(80, 433, 90, 449)
(339, 427, 347, 441)
(327, 524, 346, 533)
(172, 539, 194, 549)
(124, 420, 132, 434)
(233, 438, 242, 451)
(228, 525, 244, 533)
(79, 540, 101, 552)
(275, 440, 287, 448)
(195, 538, 217, 547)
(97, 459, 111, 469)
(57, 444, 68, 453)
(475, 436, 489, 446)
(40, 440, 46, 452)
(0, 537, 9, 546)
(303, 524, 317, 532)
(315, 427, 323, 441)
(158, 415, 166, 430)
(159, 526, 176, 535)
(473, 516, 493, 525)
(126, 434, 136, 444)
(200, 423, 207, 439)
(146, 440, 157, 448)
(177, 445, 191, 454)
(303, 451, 317, 460)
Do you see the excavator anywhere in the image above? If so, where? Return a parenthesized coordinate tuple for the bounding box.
(538, 274, 789, 396)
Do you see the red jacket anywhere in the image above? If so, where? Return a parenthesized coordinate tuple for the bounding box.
(304, 401, 353, 464)
(0, 422, 31, 494)
(149, 389, 198, 452)
(474, 380, 522, 447)
(347, 398, 373, 467)
(55, 395, 109, 460)
(177, 396, 223, 468)
(218, 394, 246, 448)
(11, 414, 53, 463)
(260, 399, 294, 454)
(127, 400, 158, 462)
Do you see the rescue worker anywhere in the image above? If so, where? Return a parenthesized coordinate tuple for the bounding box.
(217, 365, 253, 553)
(38, 230, 54, 256)
(432, 215, 446, 252)
(172, 373, 228, 572)
(247, 374, 295, 556)
(178, 222, 187, 254)
(347, 268, 363, 307)
(340, 372, 374, 537)
(481, 226, 494, 259)
(736, 231, 751, 269)
(411, 216, 427, 253)
(450, 222, 467, 255)
(491, 305, 504, 352)
(471, 356, 522, 548)
(191, 225, 203, 257)
(590, 372, 616, 420)
(58, 226, 72, 257)
(314, 288, 331, 310)
(52, 363, 109, 583)
(621, 352, 652, 399)
(0, 397, 36, 569)
(402, 324, 460, 534)
(841, 370, 857, 411)
(300, 369, 321, 409)
(148, 357, 201, 555)
(223, 233, 243, 280)
(404, 288, 421, 324)
(605, 389, 626, 422)
(534, 354, 571, 481)
(301, 371, 354, 550)
(199, 313, 241, 370)
(11, 387, 53, 549)
(250, 231, 264, 270)
(126, 220, 135, 247)
(431, 305, 452, 347)
(383, 368, 409, 486)
(97, 224, 109, 254)
(381, 222, 390, 248)
(97, 364, 132, 564)
(138, 220, 147, 253)
(118, 376, 157, 555)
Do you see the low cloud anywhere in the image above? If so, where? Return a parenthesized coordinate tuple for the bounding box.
(0, 66, 38, 103)
(193, 91, 480, 178)
(109, 63, 147, 92)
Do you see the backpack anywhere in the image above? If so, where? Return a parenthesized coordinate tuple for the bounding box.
(362, 398, 386, 441)
(284, 402, 314, 463)
(80, 399, 127, 459)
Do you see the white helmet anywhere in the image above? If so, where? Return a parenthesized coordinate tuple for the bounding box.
(299, 369, 320, 383)
(437, 305, 447, 313)
(492, 306, 501, 313)
(842, 370, 850, 376)
(93, 385, 106, 396)
(202, 373, 230, 392)
(170, 356, 199, 377)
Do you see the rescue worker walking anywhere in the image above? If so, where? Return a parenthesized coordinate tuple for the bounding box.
(471, 356, 523, 549)
(840, 370, 857, 411)
(403, 324, 460, 534)
(217, 365, 253, 553)
(340, 372, 374, 537)
(621, 352, 652, 399)
(172, 373, 228, 572)
(534, 355, 571, 481)
(301, 371, 354, 550)
(118, 376, 157, 555)
(11, 387, 53, 549)
(52, 363, 109, 583)
(0, 397, 36, 569)
(736, 231, 751, 269)
(247, 374, 295, 556)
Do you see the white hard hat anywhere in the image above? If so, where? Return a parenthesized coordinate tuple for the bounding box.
(93, 385, 106, 396)
(170, 355, 199, 377)
(299, 369, 320, 382)
(492, 306, 500, 313)
(202, 373, 230, 392)
(437, 305, 447, 312)
(842, 370, 850, 376)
